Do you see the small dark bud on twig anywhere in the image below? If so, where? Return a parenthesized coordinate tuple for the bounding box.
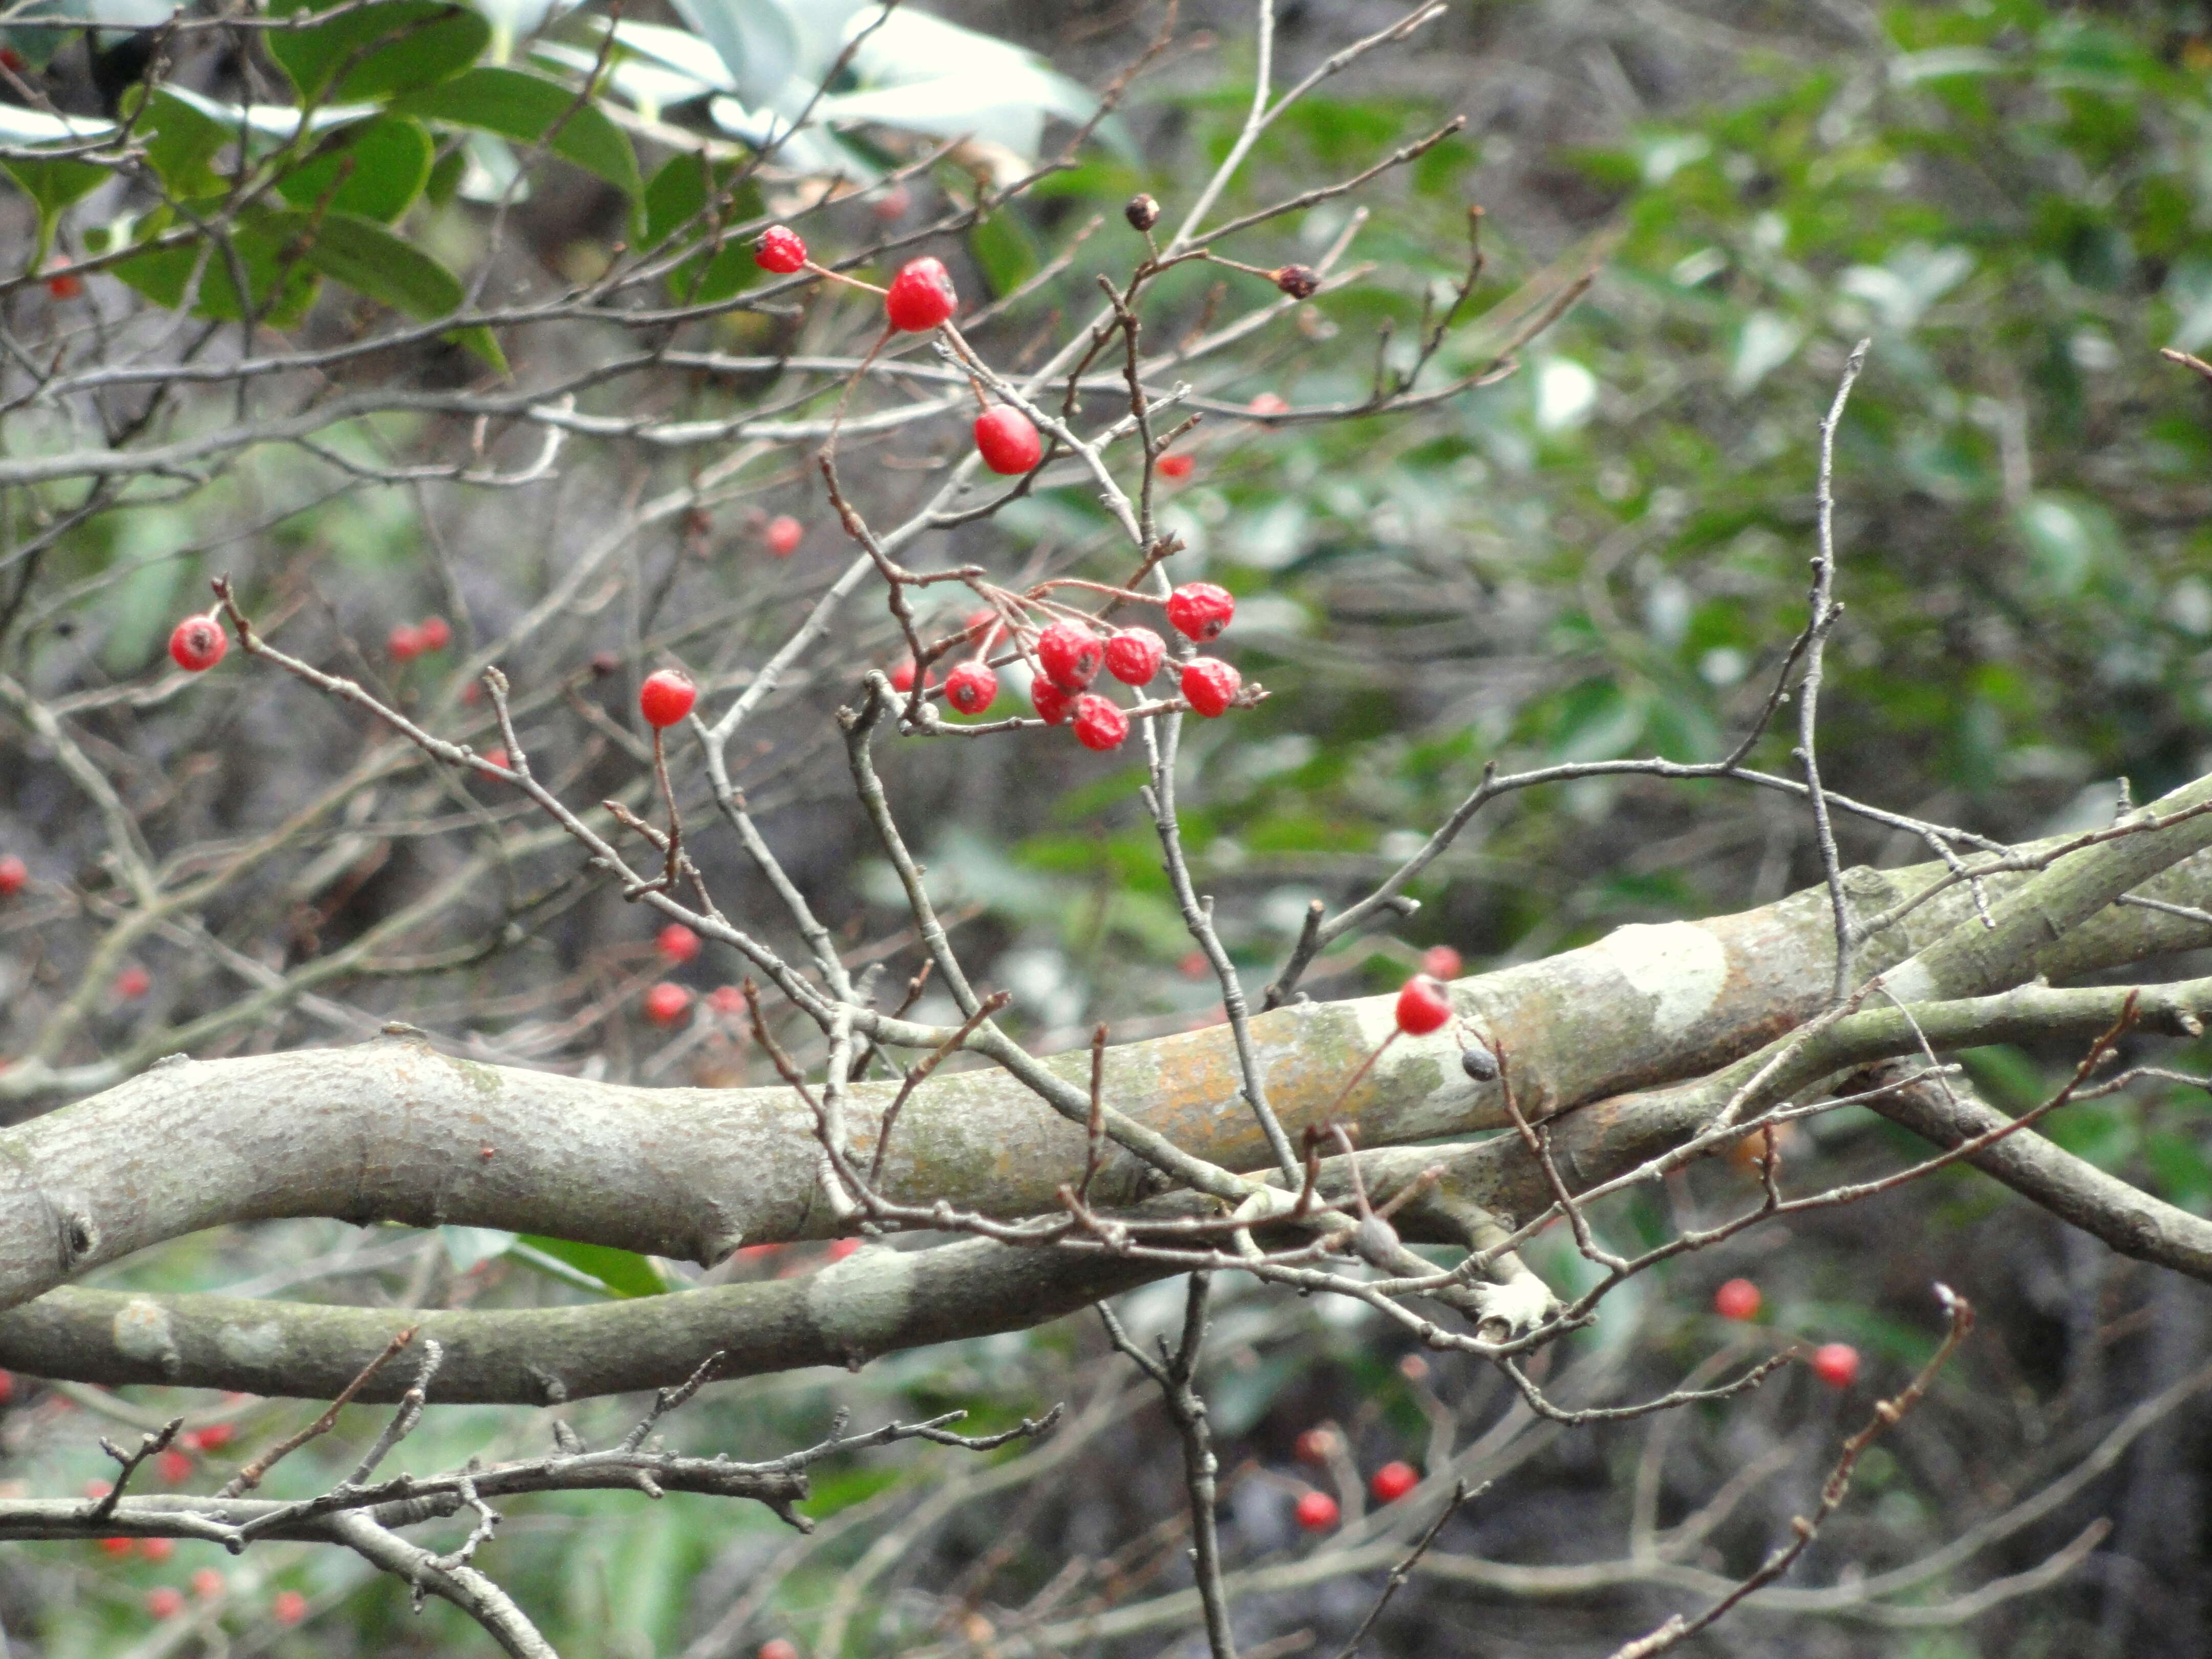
(1124, 193, 1161, 231)
(1460, 1043, 1499, 1082)
(1272, 264, 1321, 299)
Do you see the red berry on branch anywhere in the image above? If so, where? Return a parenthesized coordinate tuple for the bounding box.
(890, 658, 938, 693)
(1179, 656, 1240, 717)
(1292, 1426, 1336, 1465)
(1370, 1461, 1419, 1504)
(1031, 677, 1074, 725)
(192, 1568, 225, 1600)
(387, 624, 424, 662)
(873, 182, 912, 222)
(1248, 392, 1289, 416)
(155, 1450, 192, 1484)
(1166, 582, 1235, 643)
(0, 1367, 13, 1403)
(0, 48, 27, 71)
(1104, 627, 1165, 685)
(416, 615, 452, 652)
(964, 608, 998, 638)
(708, 985, 745, 1015)
(1713, 1279, 1761, 1322)
(1072, 694, 1129, 751)
(765, 515, 804, 557)
(1293, 1490, 1339, 1531)
(639, 667, 697, 729)
(754, 225, 807, 274)
(189, 1422, 235, 1451)
(643, 983, 691, 1027)
(1036, 622, 1103, 691)
(656, 923, 701, 964)
(139, 1536, 175, 1562)
(114, 964, 151, 1002)
(146, 1587, 185, 1620)
(99, 1536, 133, 1557)
(45, 268, 81, 300)
(272, 1590, 307, 1626)
(1811, 1343, 1860, 1389)
(758, 1641, 800, 1659)
(974, 406, 1043, 475)
(1394, 973, 1451, 1036)
(1422, 945, 1462, 981)
(0, 855, 25, 897)
(168, 614, 227, 673)
(945, 660, 998, 715)
(885, 256, 957, 331)
(479, 748, 510, 773)
(1155, 452, 1194, 480)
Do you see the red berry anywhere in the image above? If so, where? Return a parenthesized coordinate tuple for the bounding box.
(139, 1536, 175, 1562)
(1713, 1279, 1762, 1322)
(827, 1238, 861, 1261)
(766, 515, 804, 557)
(478, 748, 510, 774)
(963, 608, 998, 639)
(974, 406, 1043, 475)
(890, 658, 936, 693)
(146, 1587, 186, 1619)
(0, 855, 25, 897)
(100, 1536, 133, 1557)
(1248, 392, 1289, 416)
(1422, 945, 1462, 981)
(945, 660, 998, 715)
(1036, 622, 1103, 691)
(155, 1450, 192, 1484)
(113, 964, 151, 1002)
(168, 614, 227, 673)
(758, 1641, 800, 1659)
(0, 48, 27, 71)
(1166, 582, 1235, 643)
(1179, 656, 1241, 717)
(754, 224, 807, 274)
(1811, 1343, 1860, 1389)
(189, 1421, 235, 1451)
(1394, 973, 1451, 1036)
(885, 256, 957, 331)
(1370, 1461, 1419, 1504)
(1293, 1490, 1339, 1532)
(644, 983, 691, 1027)
(191, 1568, 225, 1600)
(639, 667, 697, 729)
(0, 1367, 13, 1403)
(874, 182, 912, 221)
(1292, 1427, 1336, 1465)
(388, 623, 426, 662)
(1155, 452, 1194, 480)
(1031, 677, 1074, 725)
(1104, 627, 1165, 685)
(46, 270, 81, 300)
(1072, 694, 1129, 751)
(708, 985, 746, 1015)
(417, 615, 452, 652)
(272, 1589, 308, 1626)
(656, 923, 701, 964)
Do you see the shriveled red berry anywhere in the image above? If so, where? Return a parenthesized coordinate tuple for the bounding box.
(416, 615, 452, 652)
(1124, 193, 1160, 231)
(168, 614, 227, 673)
(1104, 627, 1165, 685)
(754, 224, 807, 274)
(1272, 264, 1320, 299)
(1179, 656, 1240, 717)
(1293, 1490, 1339, 1531)
(1292, 1426, 1336, 1465)
(1166, 582, 1235, 643)
(1713, 1279, 1762, 1322)
(1072, 694, 1129, 751)
(272, 1589, 307, 1626)
(1036, 622, 1103, 690)
(885, 256, 956, 331)
(1155, 452, 1194, 480)
(1031, 677, 1074, 725)
(974, 406, 1043, 475)
(1811, 1343, 1860, 1389)
(1422, 945, 1462, 981)
(114, 964, 151, 1002)
(0, 855, 26, 897)
(1395, 973, 1451, 1036)
(945, 660, 998, 715)
(388, 624, 424, 661)
(639, 667, 697, 728)
(643, 982, 691, 1027)
(656, 923, 701, 964)
(766, 515, 804, 557)
(1247, 392, 1289, 416)
(146, 1587, 186, 1619)
(1370, 1461, 1419, 1504)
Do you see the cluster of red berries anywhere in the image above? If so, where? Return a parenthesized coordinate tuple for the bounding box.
(1708, 1279, 1861, 1387)
(388, 615, 452, 662)
(1286, 1427, 1421, 1530)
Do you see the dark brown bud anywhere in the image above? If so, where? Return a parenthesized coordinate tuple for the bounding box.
(590, 651, 620, 677)
(1124, 193, 1161, 232)
(1271, 264, 1320, 300)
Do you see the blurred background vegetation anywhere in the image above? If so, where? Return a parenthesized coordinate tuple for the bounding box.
(16, 0, 2212, 1654)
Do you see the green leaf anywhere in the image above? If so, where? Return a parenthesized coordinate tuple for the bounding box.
(640, 150, 760, 303)
(108, 211, 322, 325)
(283, 208, 462, 316)
(268, 0, 489, 104)
(393, 67, 642, 198)
(424, 138, 467, 204)
(275, 116, 435, 223)
(0, 154, 102, 259)
(968, 210, 1039, 297)
(134, 89, 229, 202)
(515, 1234, 668, 1298)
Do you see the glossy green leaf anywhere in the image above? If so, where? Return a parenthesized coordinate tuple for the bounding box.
(515, 1234, 667, 1298)
(109, 210, 321, 325)
(641, 150, 761, 303)
(968, 210, 1040, 297)
(276, 117, 435, 223)
(268, 0, 490, 104)
(134, 89, 229, 202)
(0, 153, 102, 257)
(393, 67, 642, 198)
